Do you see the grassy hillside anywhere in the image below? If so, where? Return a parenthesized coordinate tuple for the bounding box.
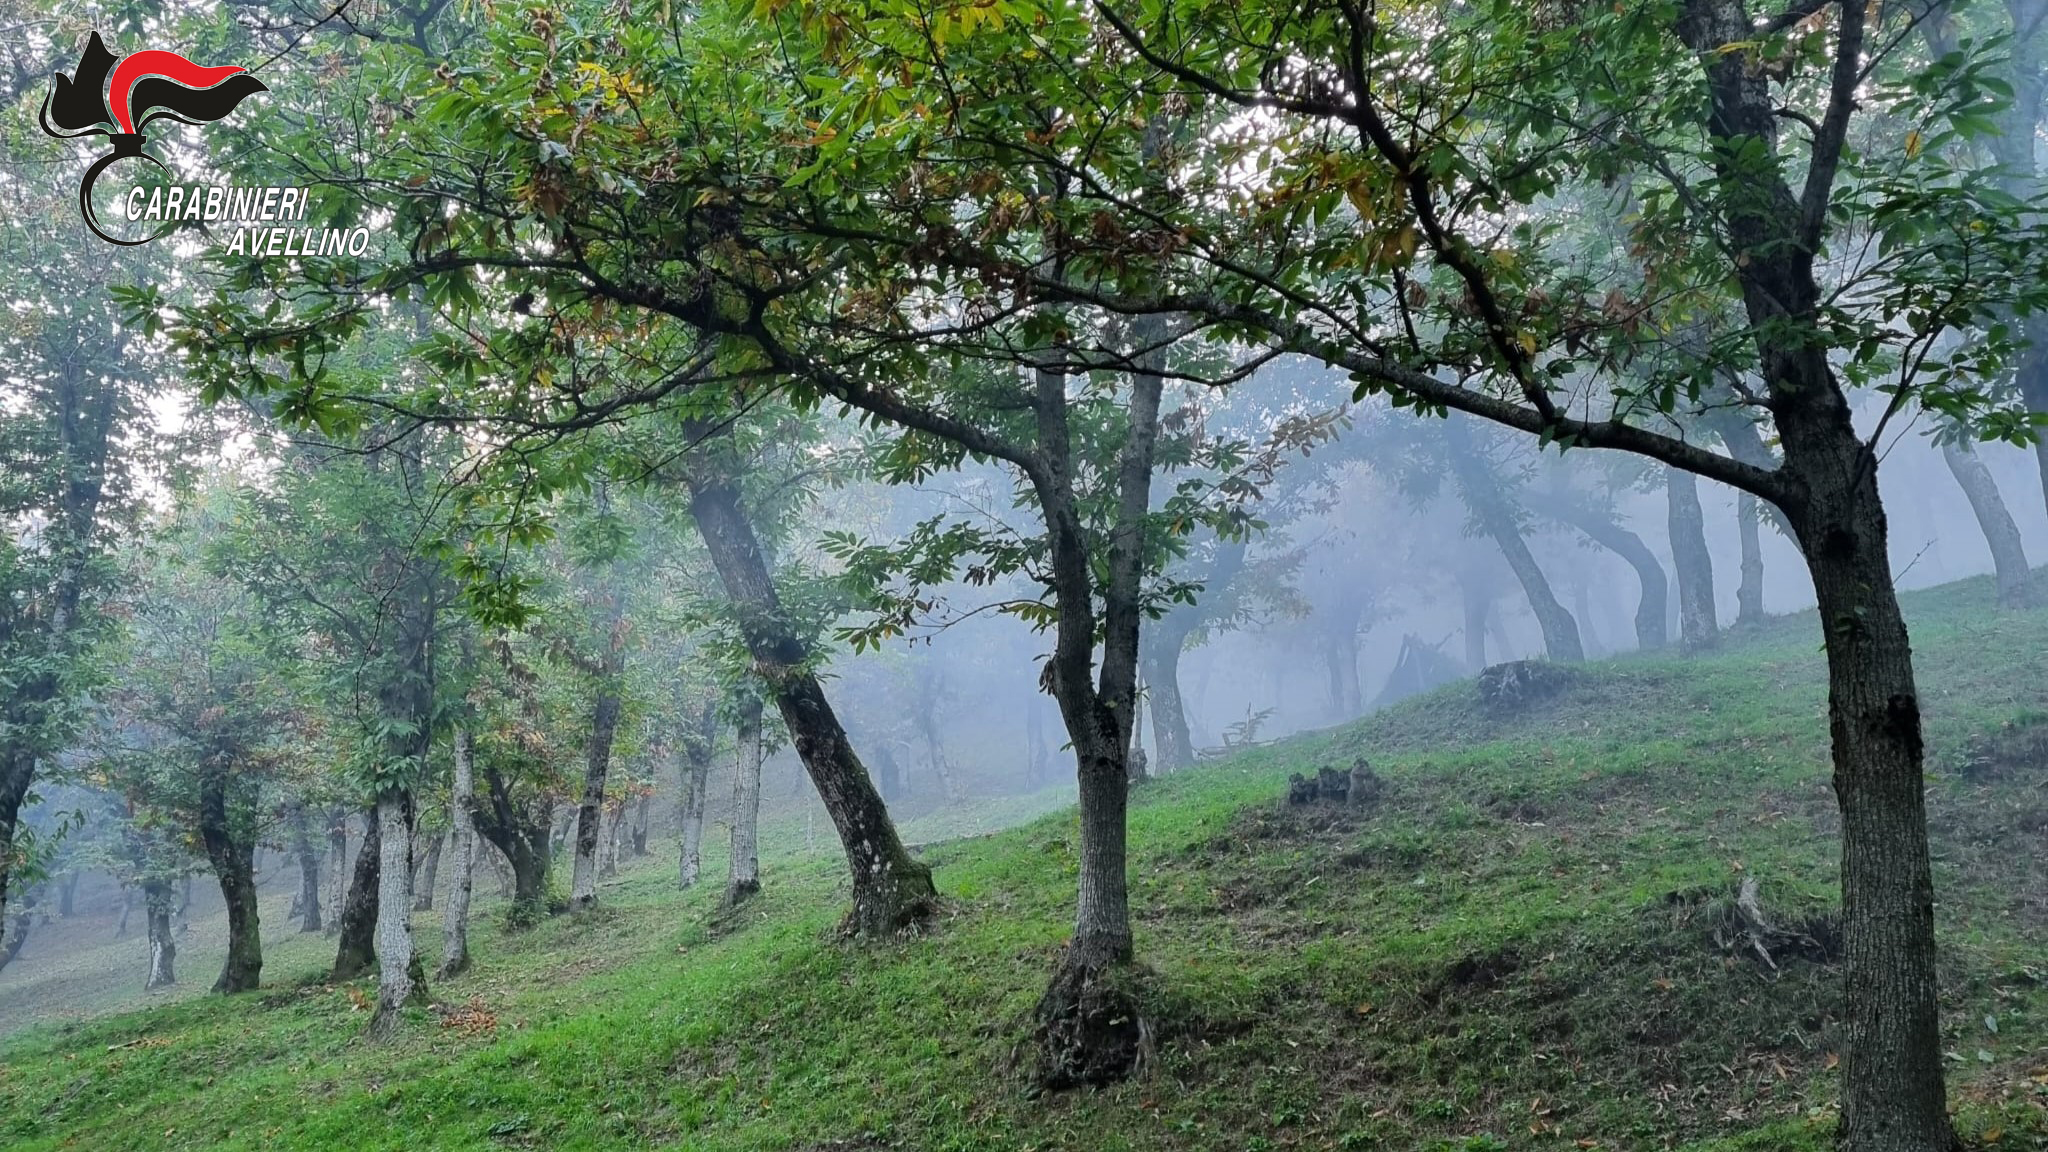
(4, 574, 2048, 1151)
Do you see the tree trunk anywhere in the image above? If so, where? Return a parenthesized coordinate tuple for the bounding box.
(597, 804, 620, 881)
(1940, 439, 2031, 608)
(572, 653, 623, 911)
(1025, 339, 1161, 1089)
(1141, 629, 1195, 773)
(324, 811, 348, 935)
(1446, 418, 1583, 661)
(1460, 577, 1491, 672)
(412, 831, 443, 912)
(1321, 596, 1365, 718)
(143, 878, 175, 990)
(1786, 461, 1952, 1152)
(630, 793, 649, 856)
(439, 727, 477, 979)
(1537, 495, 1670, 650)
(57, 871, 78, 918)
(677, 701, 715, 890)
(1736, 492, 1766, 626)
(331, 804, 380, 982)
(1026, 696, 1052, 788)
(472, 763, 552, 927)
(292, 805, 322, 933)
(1666, 467, 1720, 651)
(198, 758, 261, 994)
(725, 695, 763, 908)
(684, 456, 934, 935)
(0, 749, 36, 968)
(2023, 358, 2048, 525)
(367, 789, 420, 1038)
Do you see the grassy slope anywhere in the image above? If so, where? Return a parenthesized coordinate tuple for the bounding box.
(5, 575, 2048, 1152)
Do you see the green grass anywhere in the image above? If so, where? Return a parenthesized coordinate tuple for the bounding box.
(6, 572, 2048, 1151)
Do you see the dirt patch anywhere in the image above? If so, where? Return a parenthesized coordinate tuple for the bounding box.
(1423, 948, 1523, 1008)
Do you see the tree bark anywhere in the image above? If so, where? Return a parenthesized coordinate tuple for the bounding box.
(1736, 492, 1766, 626)
(292, 805, 322, 933)
(677, 700, 716, 890)
(471, 762, 551, 927)
(1534, 493, 1670, 651)
(143, 877, 175, 990)
(198, 757, 261, 994)
(324, 811, 348, 935)
(725, 694, 763, 908)
(683, 455, 935, 936)
(597, 804, 620, 881)
(1940, 439, 2032, 608)
(1026, 696, 1052, 788)
(1445, 417, 1584, 661)
(0, 751, 36, 967)
(368, 789, 421, 1038)
(913, 674, 965, 802)
(1321, 595, 1365, 718)
(413, 831, 443, 912)
(439, 726, 477, 979)
(1666, 466, 1720, 651)
(571, 615, 625, 910)
(331, 804, 380, 982)
(1460, 574, 1491, 672)
(630, 793, 650, 856)
(1140, 628, 1195, 773)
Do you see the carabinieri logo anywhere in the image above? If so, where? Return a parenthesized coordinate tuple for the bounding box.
(39, 32, 268, 246)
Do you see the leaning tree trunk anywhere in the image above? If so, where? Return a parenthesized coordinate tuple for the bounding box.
(1736, 492, 1766, 626)
(198, 760, 261, 994)
(1445, 418, 1584, 662)
(1540, 496, 1670, 650)
(1140, 628, 1195, 773)
(725, 695, 764, 908)
(1940, 439, 2032, 608)
(367, 789, 421, 1039)
(331, 804, 380, 981)
(1666, 467, 1720, 652)
(684, 458, 935, 936)
(439, 727, 477, 979)
(291, 805, 322, 933)
(143, 878, 176, 990)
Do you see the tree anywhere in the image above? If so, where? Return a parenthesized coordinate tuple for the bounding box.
(227, 429, 460, 1034)
(108, 485, 307, 994)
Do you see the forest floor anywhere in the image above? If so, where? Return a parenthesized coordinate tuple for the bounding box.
(5, 573, 2048, 1151)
